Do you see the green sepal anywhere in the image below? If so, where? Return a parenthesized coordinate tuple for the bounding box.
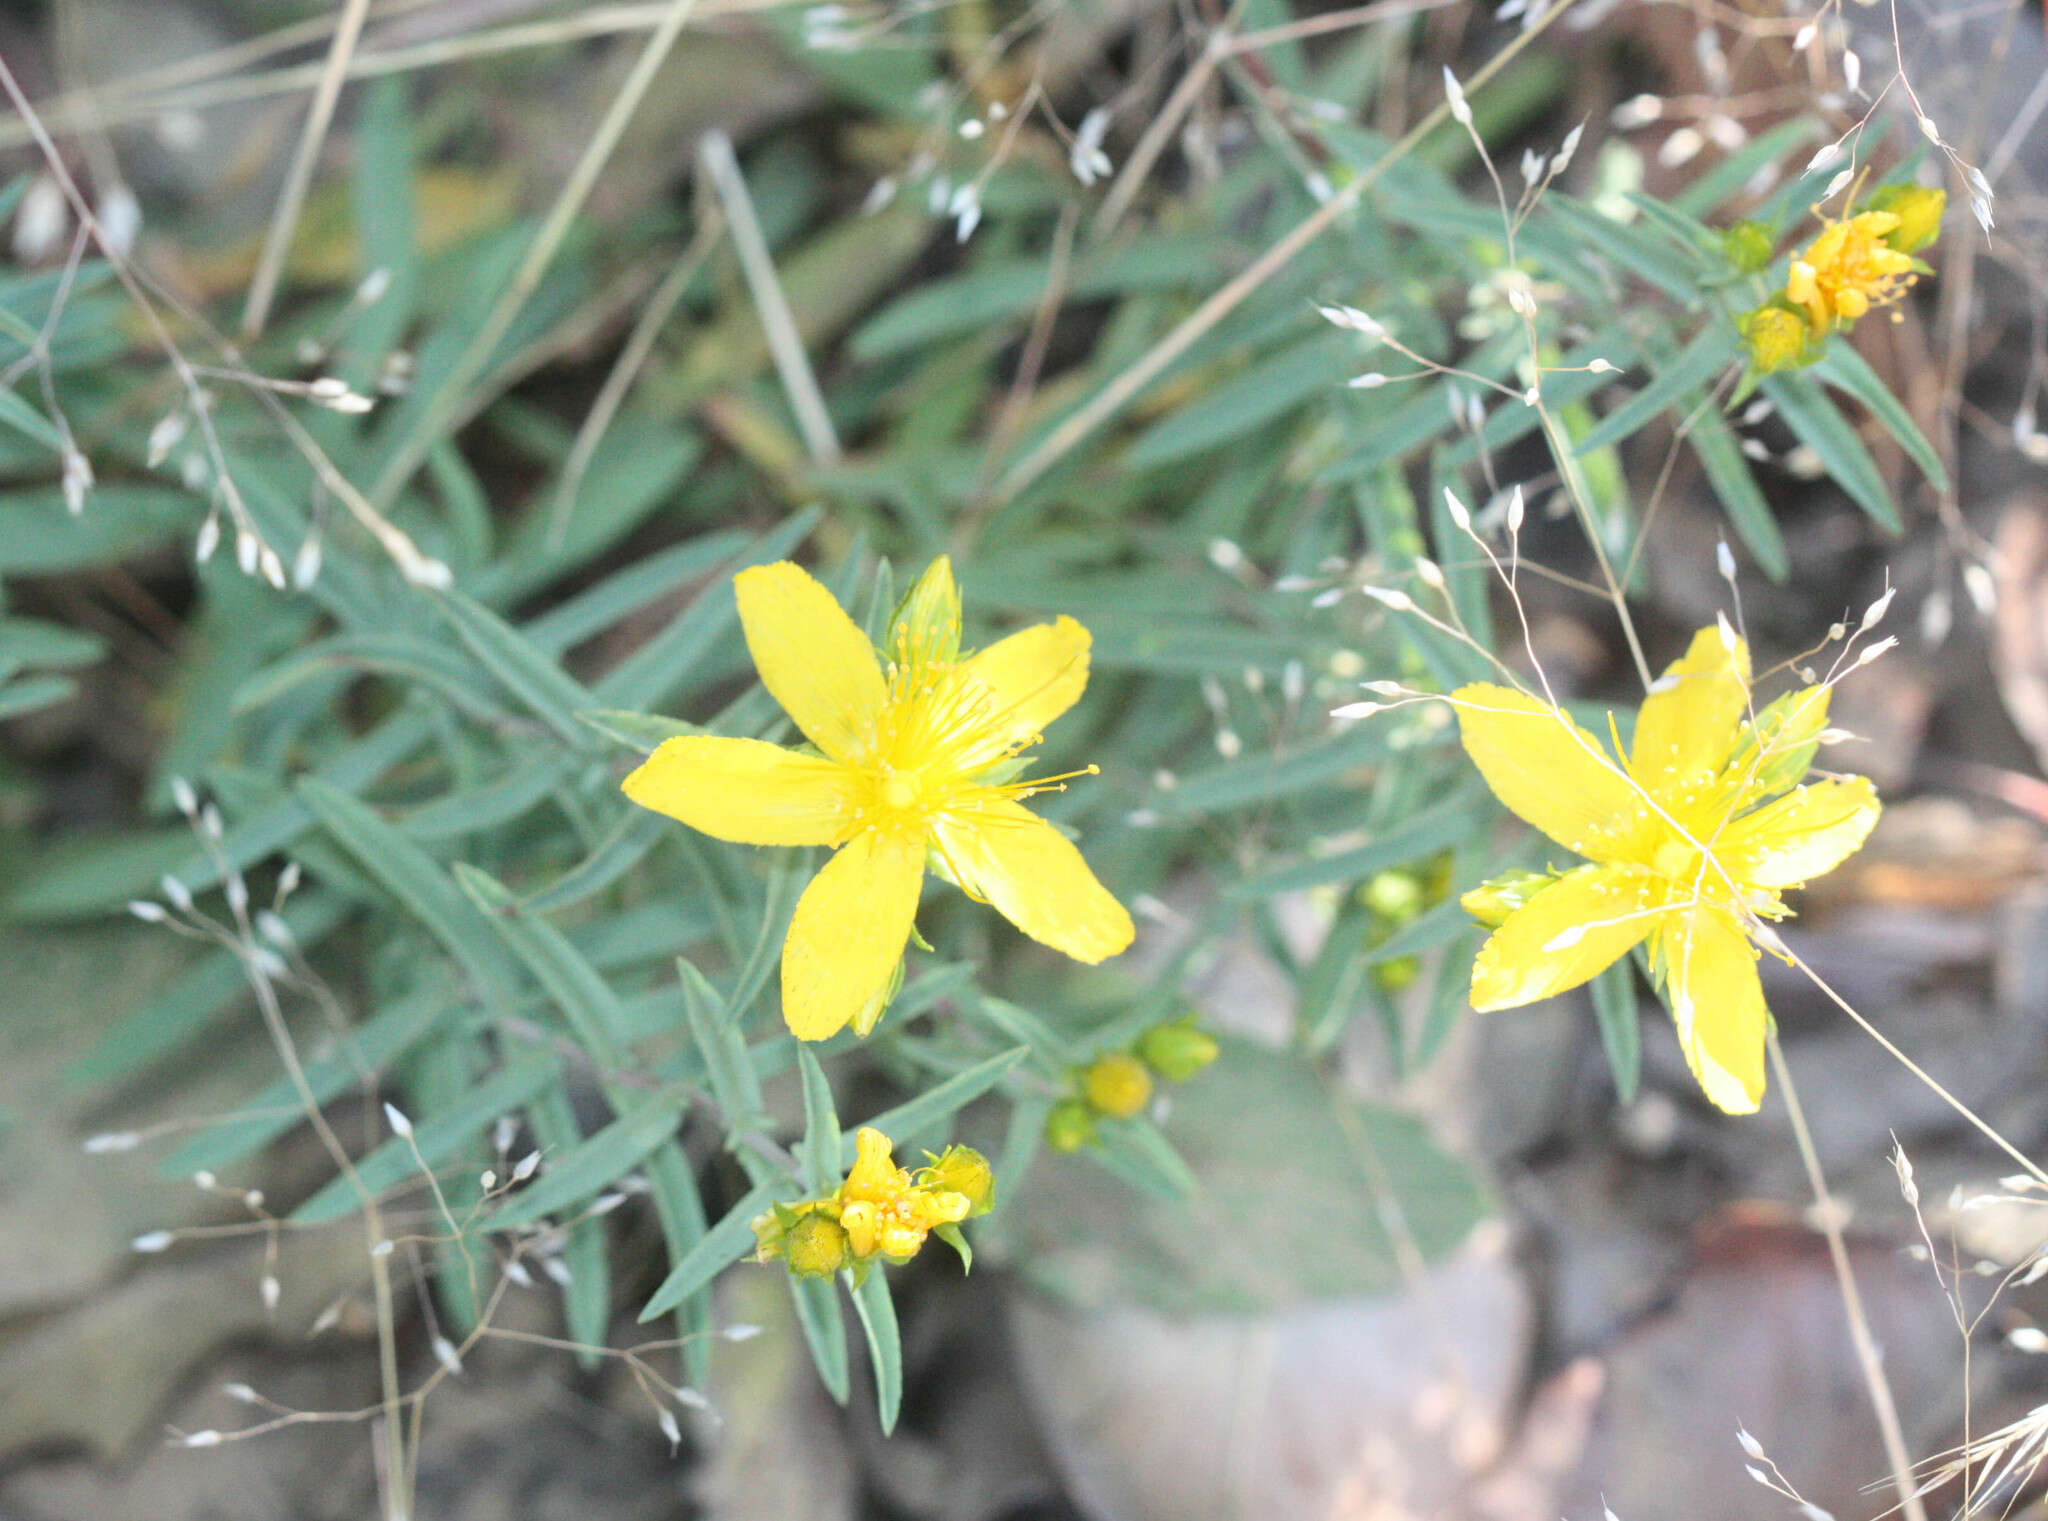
(1732, 684, 1829, 794)
(934, 1223, 973, 1274)
(1458, 868, 1560, 929)
(850, 957, 908, 1037)
(887, 556, 962, 669)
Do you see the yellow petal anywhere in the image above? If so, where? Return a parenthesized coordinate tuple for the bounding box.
(1450, 684, 1642, 859)
(780, 827, 925, 1041)
(735, 561, 887, 763)
(959, 616, 1092, 753)
(622, 736, 856, 845)
(1656, 905, 1767, 1114)
(1716, 775, 1880, 890)
(1469, 863, 1653, 1010)
(1632, 626, 1751, 798)
(932, 797, 1133, 963)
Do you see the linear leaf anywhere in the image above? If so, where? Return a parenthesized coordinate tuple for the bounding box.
(455, 864, 629, 1066)
(435, 589, 601, 745)
(1590, 957, 1641, 1103)
(790, 1273, 851, 1406)
(849, 1269, 903, 1434)
(491, 1084, 692, 1228)
(1689, 405, 1790, 579)
(1811, 343, 1948, 491)
(291, 1052, 563, 1222)
(164, 986, 445, 1176)
(1576, 324, 1738, 457)
(1762, 371, 1900, 531)
(847, 1048, 1028, 1163)
(298, 778, 522, 1008)
(639, 1177, 780, 1319)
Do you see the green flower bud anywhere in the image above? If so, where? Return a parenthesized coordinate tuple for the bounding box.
(1373, 954, 1421, 991)
(1044, 1099, 1097, 1153)
(1721, 220, 1777, 274)
(1738, 304, 1815, 376)
(1362, 869, 1426, 923)
(782, 1211, 853, 1278)
(1137, 1018, 1220, 1082)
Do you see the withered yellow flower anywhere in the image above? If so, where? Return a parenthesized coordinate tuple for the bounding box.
(623, 558, 1133, 1042)
(1453, 626, 1881, 1113)
(752, 1127, 988, 1278)
(1785, 210, 1916, 337)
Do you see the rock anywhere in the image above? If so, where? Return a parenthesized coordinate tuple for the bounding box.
(1010, 1230, 1531, 1521)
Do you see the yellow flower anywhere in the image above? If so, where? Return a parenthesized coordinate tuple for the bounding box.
(837, 1127, 974, 1261)
(1739, 304, 1814, 375)
(622, 557, 1134, 1041)
(752, 1127, 987, 1275)
(1784, 211, 1917, 336)
(1451, 626, 1881, 1113)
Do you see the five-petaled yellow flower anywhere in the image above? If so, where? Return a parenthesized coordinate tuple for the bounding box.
(622, 557, 1134, 1042)
(1452, 626, 1881, 1113)
(1785, 210, 1916, 338)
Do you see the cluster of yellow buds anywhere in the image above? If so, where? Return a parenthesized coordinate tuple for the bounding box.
(1733, 185, 1945, 376)
(752, 1127, 994, 1280)
(1045, 1017, 1220, 1152)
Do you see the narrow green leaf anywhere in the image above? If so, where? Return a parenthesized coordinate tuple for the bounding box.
(796, 1047, 842, 1196)
(1590, 957, 1641, 1103)
(0, 615, 104, 668)
(1811, 344, 1948, 491)
(164, 985, 444, 1176)
(435, 589, 601, 745)
(522, 807, 667, 913)
(291, 1052, 563, 1222)
(639, 1178, 780, 1319)
(847, 1048, 1028, 1162)
(1690, 405, 1791, 579)
(0, 385, 64, 451)
(1576, 324, 1739, 457)
(454, 863, 628, 1066)
(790, 1273, 852, 1406)
(575, 709, 700, 755)
(848, 1268, 903, 1434)
(677, 957, 766, 1128)
(491, 1084, 692, 1228)
(298, 778, 522, 1009)
(0, 674, 76, 719)
(1762, 371, 1900, 531)
(68, 892, 351, 1087)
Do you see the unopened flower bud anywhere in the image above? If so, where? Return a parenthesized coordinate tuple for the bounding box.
(1137, 1018, 1220, 1083)
(1044, 1099, 1097, 1153)
(1081, 1051, 1154, 1118)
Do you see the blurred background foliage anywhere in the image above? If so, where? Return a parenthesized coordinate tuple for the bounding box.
(0, 0, 2034, 1517)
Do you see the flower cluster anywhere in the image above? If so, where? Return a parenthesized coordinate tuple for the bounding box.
(1044, 1017, 1219, 1151)
(1453, 626, 1880, 1113)
(752, 1127, 994, 1280)
(621, 556, 1133, 1042)
(1735, 186, 1944, 376)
